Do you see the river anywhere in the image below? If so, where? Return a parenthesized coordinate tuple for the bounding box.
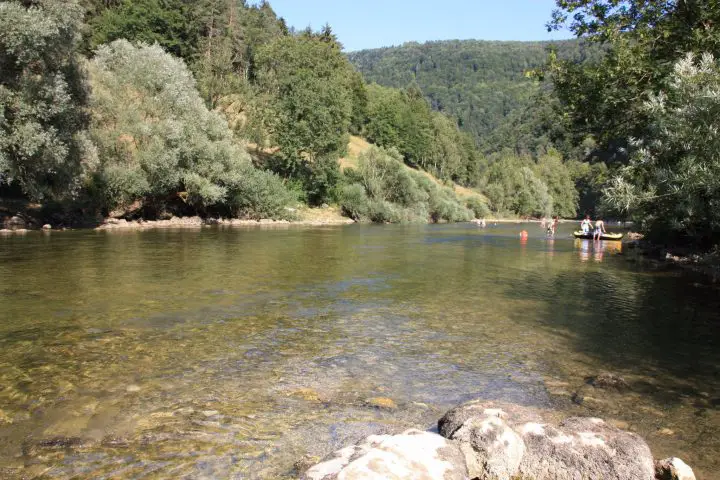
(0, 223, 718, 479)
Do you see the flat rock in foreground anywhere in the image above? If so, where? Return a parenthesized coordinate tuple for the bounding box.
(301, 400, 696, 480)
(301, 429, 467, 480)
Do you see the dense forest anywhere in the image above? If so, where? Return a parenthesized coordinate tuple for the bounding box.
(348, 39, 601, 148)
(0, 0, 586, 226)
(1, 0, 719, 249)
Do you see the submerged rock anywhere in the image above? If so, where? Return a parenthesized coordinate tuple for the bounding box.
(289, 388, 324, 403)
(363, 397, 397, 410)
(5, 215, 27, 230)
(587, 372, 630, 391)
(301, 429, 467, 480)
(655, 457, 696, 480)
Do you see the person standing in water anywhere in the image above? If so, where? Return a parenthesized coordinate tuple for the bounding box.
(593, 218, 606, 240)
(581, 215, 591, 234)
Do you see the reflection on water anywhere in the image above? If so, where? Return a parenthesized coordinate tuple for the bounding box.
(575, 238, 622, 263)
(0, 223, 718, 479)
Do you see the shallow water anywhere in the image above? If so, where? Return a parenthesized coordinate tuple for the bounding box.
(0, 223, 718, 479)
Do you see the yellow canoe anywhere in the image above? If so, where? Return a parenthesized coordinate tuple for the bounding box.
(573, 231, 624, 241)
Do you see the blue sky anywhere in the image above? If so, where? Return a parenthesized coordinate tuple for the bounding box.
(267, 0, 573, 52)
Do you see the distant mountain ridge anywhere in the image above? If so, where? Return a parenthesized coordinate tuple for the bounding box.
(347, 38, 599, 146)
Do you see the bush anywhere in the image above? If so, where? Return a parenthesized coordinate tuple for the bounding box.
(0, 0, 95, 201)
(427, 186, 473, 222)
(366, 199, 402, 223)
(339, 183, 370, 220)
(229, 166, 296, 220)
(604, 53, 720, 247)
(303, 155, 342, 206)
(88, 40, 293, 218)
(482, 155, 553, 217)
(466, 196, 491, 219)
(343, 145, 472, 223)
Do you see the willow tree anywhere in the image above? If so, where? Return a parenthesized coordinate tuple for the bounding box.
(604, 53, 720, 246)
(88, 40, 293, 218)
(0, 0, 96, 201)
(548, 0, 720, 158)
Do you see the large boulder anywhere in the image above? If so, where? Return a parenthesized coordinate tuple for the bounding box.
(520, 416, 654, 480)
(439, 400, 655, 480)
(301, 429, 468, 480)
(439, 405, 527, 480)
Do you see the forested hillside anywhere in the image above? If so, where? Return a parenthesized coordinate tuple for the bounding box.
(348, 39, 600, 146)
(3, 0, 719, 246)
(0, 0, 495, 226)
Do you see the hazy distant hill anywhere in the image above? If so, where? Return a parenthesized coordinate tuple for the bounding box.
(348, 39, 599, 146)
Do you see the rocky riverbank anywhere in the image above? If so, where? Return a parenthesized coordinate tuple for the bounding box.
(95, 214, 354, 231)
(301, 400, 696, 480)
(0, 207, 355, 234)
(624, 238, 720, 282)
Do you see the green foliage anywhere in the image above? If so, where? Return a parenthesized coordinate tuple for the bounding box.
(339, 182, 369, 220)
(340, 146, 472, 223)
(88, 40, 291, 217)
(191, 0, 287, 109)
(0, 0, 96, 201)
(349, 39, 602, 145)
(548, 0, 720, 160)
(363, 83, 432, 168)
(603, 54, 720, 246)
(483, 155, 552, 217)
(87, 0, 199, 59)
(254, 32, 354, 172)
(363, 83, 482, 184)
(229, 164, 296, 220)
(567, 159, 608, 216)
(534, 151, 578, 217)
(466, 196, 491, 219)
(302, 154, 343, 206)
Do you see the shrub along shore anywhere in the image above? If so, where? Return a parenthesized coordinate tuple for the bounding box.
(1, 0, 586, 231)
(3, 1, 719, 253)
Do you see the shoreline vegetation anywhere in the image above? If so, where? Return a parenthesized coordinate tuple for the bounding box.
(2, 1, 718, 256)
(0, 1, 595, 240)
(0, 214, 548, 234)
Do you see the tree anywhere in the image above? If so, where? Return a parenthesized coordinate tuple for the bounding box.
(88, 40, 292, 218)
(534, 150, 578, 217)
(547, 0, 720, 159)
(254, 32, 354, 174)
(88, 0, 199, 59)
(483, 155, 552, 217)
(364, 83, 434, 168)
(604, 53, 720, 246)
(0, 0, 96, 201)
(192, 0, 244, 109)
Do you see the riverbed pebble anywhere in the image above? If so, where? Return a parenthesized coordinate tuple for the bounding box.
(363, 397, 397, 410)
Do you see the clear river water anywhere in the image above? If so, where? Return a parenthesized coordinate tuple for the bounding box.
(0, 223, 718, 479)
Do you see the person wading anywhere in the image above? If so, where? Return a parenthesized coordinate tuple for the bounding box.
(593, 218, 606, 241)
